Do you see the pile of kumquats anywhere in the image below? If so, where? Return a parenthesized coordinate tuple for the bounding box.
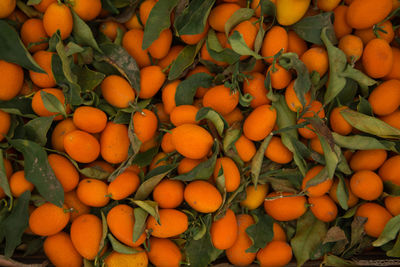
(1, 0, 400, 266)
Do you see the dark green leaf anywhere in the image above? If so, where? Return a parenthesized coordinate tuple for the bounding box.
(341, 65, 376, 96)
(100, 43, 141, 93)
(373, 215, 400, 247)
(131, 200, 160, 223)
(336, 176, 349, 210)
(228, 31, 263, 59)
(10, 139, 64, 207)
(108, 233, 141, 254)
(291, 210, 328, 267)
(384, 181, 400, 196)
(174, 0, 215, 35)
(168, 41, 204, 80)
(65, 42, 85, 57)
(196, 108, 227, 136)
(224, 8, 254, 36)
(77, 66, 106, 92)
(337, 79, 358, 106)
(1, 191, 30, 257)
(172, 142, 219, 182)
(0, 151, 11, 198)
(387, 233, 400, 257)
(133, 208, 148, 242)
(71, 9, 101, 52)
(245, 209, 274, 253)
(24, 116, 54, 146)
(357, 96, 373, 116)
(27, 0, 42, 5)
(292, 12, 336, 45)
(251, 135, 272, 188)
(206, 30, 240, 64)
(260, 0, 276, 17)
(142, 0, 179, 49)
(0, 20, 44, 73)
(98, 212, 108, 254)
(40, 90, 67, 118)
(175, 73, 214, 105)
(134, 164, 177, 200)
(332, 133, 397, 152)
(0, 97, 36, 118)
(340, 109, 400, 139)
(322, 254, 358, 267)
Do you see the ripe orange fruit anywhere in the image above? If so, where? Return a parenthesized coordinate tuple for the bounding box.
(43, 3, 73, 40)
(9, 170, 34, 197)
(184, 180, 222, 213)
(33, 0, 56, 12)
(177, 157, 206, 174)
(70, 0, 102, 21)
(261, 26, 288, 64)
(105, 249, 148, 267)
(210, 209, 238, 250)
(29, 202, 70, 236)
(101, 75, 136, 108)
(76, 179, 110, 207)
(132, 109, 158, 143)
(338, 34, 363, 63)
(329, 106, 353, 135)
(234, 135, 256, 162)
(213, 157, 241, 192)
(333, 5, 352, 39)
(264, 136, 293, 164)
(64, 130, 100, 163)
(29, 51, 56, 88)
(243, 104, 277, 141)
(107, 170, 140, 200)
(268, 63, 292, 90)
(122, 29, 151, 68)
(317, 0, 341, 11)
(20, 18, 49, 53)
(70, 214, 102, 260)
(170, 105, 199, 127)
(240, 184, 268, 210)
(350, 170, 383, 201)
(158, 45, 184, 71)
(139, 66, 166, 99)
(153, 179, 184, 208)
(226, 214, 256, 266)
(0, 110, 11, 142)
(106, 204, 146, 247)
(100, 122, 130, 164)
(368, 79, 400, 116)
(287, 30, 307, 57)
(302, 165, 333, 197)
(160, 132, 176, 153)
(272, 223, 287, 242)
(203, 85, 239, 116)
(284, 80, 311, 112)
(355, 20, 394, 45)
(162, 80, 180, 115)
(346, 0, 392, 30)
(0, 60, 24, 101)
(356, 202, 392, 238)
(44, 232, 82, 267)
(208, 3, 241, 32)
(242, 72, 270, 108)
(147, 208, 188, 238)
(99, 21, 125, 41)
(384, 47, 400, 80)
(148, 29, 172, 59)
(64, 190, 90, 222)
(139, 0, 156, 26)
(48, 154, 79, 192)
(349, 149, 387, 171)
(362, 38, 393, 78)
(171, 124, 214, 160)
(379, 155, 400, 186)
(300, 47, 329, 77)
(309, 195, 338, 222)
(257, 241, 293, 267)
(223, 107, 244, 126)
(181, 22, 209, 45)
(73, 106, 107, 134)
(51, 119, 77, 151)
(0, 0, 16, 18)
(329, 178, 359, 208)
(147, 237, 182, 267)
(385, 196, 400, 216)
(264, 192, 307, 221)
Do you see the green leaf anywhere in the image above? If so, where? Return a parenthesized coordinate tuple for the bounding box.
(279, 53, 311, 107)
(292, 12, 336, 45)
(142, 0, 179, 49)
(341, 65, 376, 96)
(245, 209, 274, 253)
(1, 191, 30, 257)
(291, 210, 328, 267)
(260, 0, 276, 17)
(107, 234, 141, 254)
(27, 0, 42, 5)
(99, 43, 141, 94)
(387, 233, 400, 257)
(10, 139, 64, 207)
(168, 41, 204, 80)
(336, 176, 349, 210)
(173, 142, 219, 182)
(0, 97, 36, 118)
(133, 208, 148, 243)
(320, 27, 347, 104)
(343, 216, 367, 256)
(77, 65, 106, 92)
(384, 181, 400, 196)
(337, 79, 358, 106)
(322, 254, 358, 267)
(0, 20, 44, 73)
(251, 135, 272, 188)
(332, 133, 398, 152)
(131, 200, 160, 224)
(196, 108, 227, 136)
(71, 9, 101, 52)
(340, 109, 400, 139)
(373, 215, 400, 247)
(175, 73, 214, 106)
(174, 0, 215, 35)
(0, 151, 11, 198)
(24, 116, 54, 146)
(98, 211, 108, 255)
(357, 96, 373, 116)
(40, 90, 67, 118)
(65, 42, 85, 57)
(132, 147, 159, 167)
(134, 164, 177, 200)
(224, 8, 254, 36)
(206, 30, 240, 64)
(228, 31, 263, 59)
(185, 214, 223, 267)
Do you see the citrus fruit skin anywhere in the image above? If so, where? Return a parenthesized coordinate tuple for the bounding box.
(44, 232, 83, 267)
(184, 180, 222, 213)
(356, 203, 393, 238)
(147, 237, 182, 267)
(264, 192, 307, 221)
(29, 203, 70, 236)
(70, 214, 102, 260)
(105, 249, 149, 267)
(210, 209, 238, 250)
